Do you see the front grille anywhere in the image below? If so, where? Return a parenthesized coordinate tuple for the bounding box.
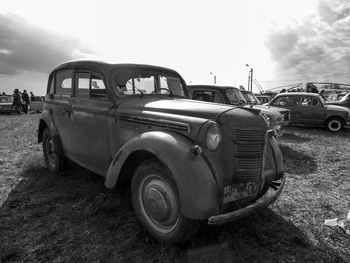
(233, 129, 265, 182)
(281, 111, 290, 121)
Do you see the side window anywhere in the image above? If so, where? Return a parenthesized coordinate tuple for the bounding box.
(90, 76, 106, 98)
(159, 76, 184, 96)
(213, 91, 224, 103)
(312, 97, 321, 106)
(56, 70, 73, 96)
(192, 91, 214, 102)
(301, 96, 312, 107)
(75, 72, 90, 98)
(272, 96, 292, 106)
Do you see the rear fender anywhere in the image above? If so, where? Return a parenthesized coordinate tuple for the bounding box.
(105, 131, 220, 219)
(38, 113, 64, 155)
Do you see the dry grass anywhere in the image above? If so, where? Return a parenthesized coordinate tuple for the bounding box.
(0, 114, 349, 262)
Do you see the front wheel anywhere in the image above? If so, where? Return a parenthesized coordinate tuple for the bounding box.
(326, 117, 344, 132)
(131, 158, 199, 243)
(42, 128, 68, 174)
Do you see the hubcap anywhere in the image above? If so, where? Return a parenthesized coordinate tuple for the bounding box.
(329, 120, 340, 131)
(140, 176, 179, 233)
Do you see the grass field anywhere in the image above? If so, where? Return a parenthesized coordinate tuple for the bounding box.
(0, 114, 349, 262)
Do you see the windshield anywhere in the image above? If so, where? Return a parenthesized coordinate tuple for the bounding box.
(225, 88, 247, 104)
(339, 93, 350, 102)
(0, 96, 12, 103)
(243, 91, 260, 104)
(113, 70, 187, 97)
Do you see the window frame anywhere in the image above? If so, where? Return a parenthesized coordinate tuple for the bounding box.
(73, 71, 107, 99)
(55, 69, 74, 97)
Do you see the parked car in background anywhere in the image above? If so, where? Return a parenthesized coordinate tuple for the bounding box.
(0, 95, 17, 114)
(267, 92, 350, 132)
(326, 92, 350, 109)
(188, 85, 290, 131)
(30, 96, 44, 113)
(256, 95, 271, 104)
(38, 60, 286, 243)
(241, 90, 291, 127)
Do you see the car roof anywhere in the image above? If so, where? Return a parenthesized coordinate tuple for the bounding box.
(52, 60, 181, 76)
(275, 92, 321, 97)
(188, 85, 239, 91)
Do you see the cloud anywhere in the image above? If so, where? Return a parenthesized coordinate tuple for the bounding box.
(266, 0, 350, 83)
(0, 13, 94, 75)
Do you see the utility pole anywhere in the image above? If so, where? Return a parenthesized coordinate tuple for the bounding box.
(210, 72, 216, 84)
(245, 64, 253, 92)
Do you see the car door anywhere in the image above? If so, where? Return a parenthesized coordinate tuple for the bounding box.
(293, 96, 324, 125)
(50, 69, 75, 156)
(69, 71, 113, 176)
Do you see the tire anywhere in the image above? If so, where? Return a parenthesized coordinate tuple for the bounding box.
(42, 128, 68, 174)
(326, 117, 344, 132)
(131, 158, 199, 244)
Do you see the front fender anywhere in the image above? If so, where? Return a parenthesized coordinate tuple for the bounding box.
(263, 135, 284, 182)
(105, 131, 220, 220)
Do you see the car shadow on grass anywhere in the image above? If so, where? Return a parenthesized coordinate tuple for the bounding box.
(0, 158, 346, 263)
(285, 125, 350, 139)
(279, 144, 318, 175)
(278, 131, 311, 144)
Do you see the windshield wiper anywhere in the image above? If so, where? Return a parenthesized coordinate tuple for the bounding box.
(134, 87, 144, 97)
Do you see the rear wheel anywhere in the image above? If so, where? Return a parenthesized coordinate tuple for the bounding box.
(131, 158, 199, 243)
(326, 117, 344, 132)
(42, 128, 67, 173)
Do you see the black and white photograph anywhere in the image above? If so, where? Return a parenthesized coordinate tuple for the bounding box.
(1, 0, 350, 262)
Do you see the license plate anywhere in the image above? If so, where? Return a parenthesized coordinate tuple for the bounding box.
(223, 181, 260, 203)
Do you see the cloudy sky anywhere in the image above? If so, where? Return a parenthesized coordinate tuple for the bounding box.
(1, 0, 350, 95)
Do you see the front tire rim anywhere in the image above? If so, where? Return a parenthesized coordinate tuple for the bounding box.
(138, 174, 179, 234)
(328, 120, 341, 131)
(46, 137, 56, 168)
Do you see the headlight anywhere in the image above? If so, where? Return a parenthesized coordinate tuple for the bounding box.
(260, 113, 271, 128)
(206, 125, 222, 151)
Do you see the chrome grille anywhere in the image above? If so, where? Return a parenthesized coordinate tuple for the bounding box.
(233, 129, 265, 182)
(281, 111, 290, 121)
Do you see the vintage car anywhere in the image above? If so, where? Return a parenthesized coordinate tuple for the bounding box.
(256, 95, 271, 104)
(0, 95, 17, 114)
(267, 92, 350, 132)
(188, 85, 290, 131)
(326, 92, 350, 109)
(38, 60, 285, 243)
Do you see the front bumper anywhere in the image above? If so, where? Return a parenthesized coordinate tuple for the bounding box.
(208, 174, 286, 225)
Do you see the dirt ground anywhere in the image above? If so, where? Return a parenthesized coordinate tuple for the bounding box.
(0, 114, 349, 262)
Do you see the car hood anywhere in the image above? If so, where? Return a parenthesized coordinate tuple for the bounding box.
(116, 97, 247, 121)
(249, 104, 289, 113)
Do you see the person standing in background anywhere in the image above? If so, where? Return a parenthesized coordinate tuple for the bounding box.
(22, 90, 30, 114)
(12, 89, 23, 114)
(30, 91, 35, 101)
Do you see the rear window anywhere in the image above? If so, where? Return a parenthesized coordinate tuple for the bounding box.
(56, 70, 73, 96)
